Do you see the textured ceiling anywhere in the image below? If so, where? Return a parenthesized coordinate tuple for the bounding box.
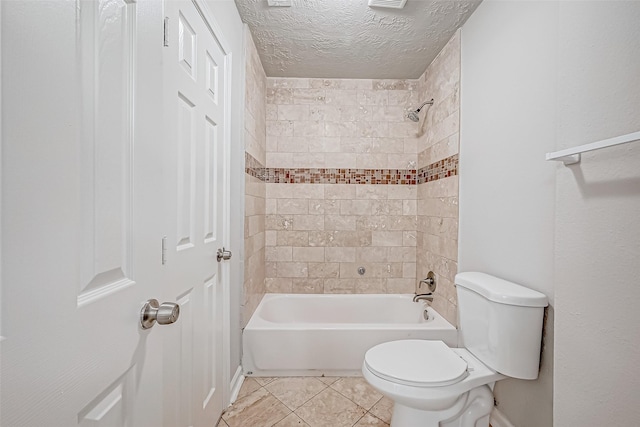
(234, 0, 481, 79)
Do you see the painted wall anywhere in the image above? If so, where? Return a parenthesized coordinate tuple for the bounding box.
(459, 1, 640, 425)
(458, 2, 558, 425)
(204, 0, 246, 382)
(554, 2, 640, 425)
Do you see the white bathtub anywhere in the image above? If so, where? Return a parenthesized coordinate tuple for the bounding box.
(242, 293, 458, 376)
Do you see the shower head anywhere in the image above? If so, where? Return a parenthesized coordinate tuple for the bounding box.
(407, 98, 434, 122)
(407, 110, 421, 122)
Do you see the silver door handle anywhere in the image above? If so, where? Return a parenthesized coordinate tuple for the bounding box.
(140, 299, 180, 329)
(216, 247, 232, 262)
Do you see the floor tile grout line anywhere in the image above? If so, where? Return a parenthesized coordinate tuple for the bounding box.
(264, 376, 330, 413)
(268, 406, 294, 427)
(327, 379, 382, 413)
(364, 410, 390, 426)
(220, 376, 391, 427)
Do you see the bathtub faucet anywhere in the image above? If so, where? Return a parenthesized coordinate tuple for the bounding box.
(413, 293, 434, 303)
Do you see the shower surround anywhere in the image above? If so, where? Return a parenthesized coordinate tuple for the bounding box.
(244, 31, 461, 325)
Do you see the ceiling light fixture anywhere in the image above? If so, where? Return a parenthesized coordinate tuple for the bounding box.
(267, 0, 292, 7)
(368, 0, 408, 9)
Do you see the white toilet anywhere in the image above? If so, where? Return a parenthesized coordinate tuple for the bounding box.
(362, 272, 548, 427)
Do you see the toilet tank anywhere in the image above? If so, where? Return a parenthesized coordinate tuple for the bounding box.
(455, 272, 548, 380)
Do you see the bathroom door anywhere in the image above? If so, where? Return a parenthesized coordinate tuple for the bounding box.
(1, 0, 168, 426)
(161, 0, 231, 426)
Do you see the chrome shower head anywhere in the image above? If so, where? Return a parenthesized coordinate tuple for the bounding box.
(407, 110, 421, 122)
(407, 98, 434, 122)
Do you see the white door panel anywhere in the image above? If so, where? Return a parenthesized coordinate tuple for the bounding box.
(163, 1, 229, 426)
(1, 1, 166, 425)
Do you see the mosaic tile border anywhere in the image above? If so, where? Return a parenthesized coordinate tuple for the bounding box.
(416, 154, 459, 184)
(245, 152, 458, 185)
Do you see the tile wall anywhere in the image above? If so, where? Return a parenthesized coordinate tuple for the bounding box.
(244, 30, 461, 324)
(415, 31, 461, 325)
(263, 77, 422, 295)
(243, 27, 267, 326)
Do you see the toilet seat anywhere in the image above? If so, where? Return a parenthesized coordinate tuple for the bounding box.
(364, 340, 468, 388)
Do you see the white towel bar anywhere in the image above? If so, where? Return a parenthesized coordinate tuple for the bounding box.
(546, 130, 640, 166)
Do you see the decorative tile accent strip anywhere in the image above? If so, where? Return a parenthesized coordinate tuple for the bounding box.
(416, 154, 459, 184)
(245, 152, 458, 185)
(245, 151, 267, 180)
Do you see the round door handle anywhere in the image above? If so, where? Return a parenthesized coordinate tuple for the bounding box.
(216, 247, 232, 262)
(140, 299, 180, 329)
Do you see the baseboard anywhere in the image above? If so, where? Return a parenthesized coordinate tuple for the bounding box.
(229, 366, 244, 404)
(490, 408, 515, 427)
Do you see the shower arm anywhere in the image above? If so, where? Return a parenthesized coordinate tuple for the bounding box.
(415, 98, 434, 112)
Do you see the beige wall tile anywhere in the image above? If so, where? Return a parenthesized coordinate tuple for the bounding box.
(308, 230, 372, 247)
(259, 36, 461, 302)
(403, 200, 417, 215)
(265, 230, 277, 247)
(292, 247, 325, 262)
(276, 231, 309, 246)
(294, 120, 325, 137)
(265, 214, 294, 231)
(309, 199, 340, 215)
(326, 153, 357, 168)
(324, 247, 357, 263)
(340, 263, 402, 279)
(371, 137, 404, 154)
(323, 279, 356, 294)
(292, 278, 324, 294)
(325, 89, 358, 106)
(277, 262, 309, 278)
(267, 77, 311, 89)
(355, 185, 388, 200)
(356, 215, 390, 231)
(308, 136, 341, 153)
(278, 136, 309, 153)
(355, 279, 387, 294)
(265, 246, 293, 262)
(292, 215, 325, 231)
(324, 215, 357, 231)
(386, 278, 416, 294)
(325, 184, 356, 200)
(357, 89, 389, 105)
(265, 278, 293, 293)
(371, 231, 404, 247)
(309, 105, 342, 121)
(277, 198, 309, 215)
(309, 262, 340, 278)
(266, 152, 294, 168)
(356, 247, 389, 262)
(292, 152, 326, 168)
(243, 28, 267, 324)
(267, 120, 294, 137)
(278, 104, 310, 121)
(403, 262, 417, 278)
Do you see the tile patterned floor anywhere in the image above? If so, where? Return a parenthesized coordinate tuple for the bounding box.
(216, 376, 393, 427)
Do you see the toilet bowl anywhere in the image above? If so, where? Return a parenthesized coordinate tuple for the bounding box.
(362, 272, 548, 427)
(362, 340, 504, 427)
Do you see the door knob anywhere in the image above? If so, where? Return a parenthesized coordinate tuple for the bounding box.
(140, 299, 180, 329)
(216, 247, 232, 262)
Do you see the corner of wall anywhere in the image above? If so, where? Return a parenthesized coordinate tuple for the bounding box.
(415, 32, 461, 326)
(243, 27, 267, 327)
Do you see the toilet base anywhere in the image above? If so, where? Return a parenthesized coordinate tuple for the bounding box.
(390, 385, 494, 427)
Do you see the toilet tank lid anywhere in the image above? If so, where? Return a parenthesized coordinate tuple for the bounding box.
(455, 272, 548, 307)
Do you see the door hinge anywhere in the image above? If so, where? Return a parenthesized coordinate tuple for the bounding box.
(163, 17, 169, 47)
(161, 236, 167, 265)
